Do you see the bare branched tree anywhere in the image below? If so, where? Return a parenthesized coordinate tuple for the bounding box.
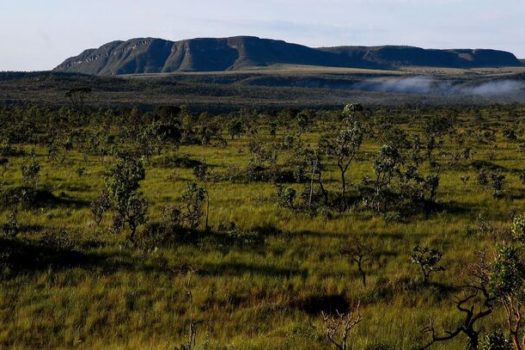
(321, 301, 363, 350)
(421, 252, 495, 350)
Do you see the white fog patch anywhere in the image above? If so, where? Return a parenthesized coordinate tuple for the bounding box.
(467, 80, 525, 96)
(353, 76, 525, 97)
(355, 76, 437, 94)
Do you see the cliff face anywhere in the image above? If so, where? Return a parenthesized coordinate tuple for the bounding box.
(54, 36, 523, 75)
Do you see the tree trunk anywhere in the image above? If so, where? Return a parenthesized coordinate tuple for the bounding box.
(358, 259, 366, 287)
(308, 159, 318, 209)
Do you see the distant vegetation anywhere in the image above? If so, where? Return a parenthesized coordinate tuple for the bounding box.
(2, 102, 525, 348)
(2, 69, 525, 113)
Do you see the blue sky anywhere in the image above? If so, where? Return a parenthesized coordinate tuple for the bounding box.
(1, 0, 524, 71)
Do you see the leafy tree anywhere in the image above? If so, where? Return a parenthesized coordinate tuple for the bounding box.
(121, 193, 149, 242)
(478, 168, 489, 186)
(370, 144, 402, 213)
(490, 245, 525, 350)
(296, 109, 314, 132)
(21, 153, 40, 189)
(491, 173, 506, 198)
(423, 115, 453, 167)
(193, 163, 211, 231)
(90, 189, 111, 226)
(181, 182, 206, 230)
(227, 119, 243, 140)
(105, 156, 148, 242)
(424, 174, 440, 204)
(320, 111, 363, 207)
(269, 121, 278, 138)
(65, 87, 91, 113)
(411, 245, 445, 285)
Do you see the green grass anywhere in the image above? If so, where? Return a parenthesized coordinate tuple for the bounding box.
(1, 107, 525, 349)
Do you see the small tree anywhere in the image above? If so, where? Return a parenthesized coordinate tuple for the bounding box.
(411, 245, 445, 285)
(21, 154, 40, 189)
(296, 110, 313, 132)
(320, 117, 363, 208)
(491, 173, 506, 199)
(193, 163, 211, 231)
(423, 116, 453, 167)
(342, 238, 373, 287)
(90, 189, 111, 226)
(105, 156, 148, 242)
(65, 87, 91, 113)
(227, 119, 243, 140)
(478, 168, 489, 186)
(269, 121, 278, 138)
(321, 301, 363, 350)
(181, 182, 206, 230)
(370, 144, 403, 214)
(423, 174, 441, 213)
(123, 194, 148, 242)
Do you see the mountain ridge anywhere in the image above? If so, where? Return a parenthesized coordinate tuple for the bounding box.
(54, 36, 523, 75)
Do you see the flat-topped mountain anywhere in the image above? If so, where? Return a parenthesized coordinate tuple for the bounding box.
(54, 36, 522, 75)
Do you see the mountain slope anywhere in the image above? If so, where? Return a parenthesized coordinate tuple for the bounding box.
(321, 46, 521, 68)
(54, 36, 523, 75)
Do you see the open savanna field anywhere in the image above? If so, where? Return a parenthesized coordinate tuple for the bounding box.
(2, 103, 525, 350)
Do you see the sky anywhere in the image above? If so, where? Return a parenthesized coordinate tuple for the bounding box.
(1, 0, 524, 71)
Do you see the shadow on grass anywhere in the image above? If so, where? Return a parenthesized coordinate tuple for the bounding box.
(0, 238, 99, 273)
(507, 188, 525, 200)
(37, 190, 89, 209)
(197, 262, 308, 278)
(365, 277, 459, 304)
(289, 294, 350, 315)
(1, 187, 89, 210)
(0, 238, 168, 278)
(433, 201, 472, 216)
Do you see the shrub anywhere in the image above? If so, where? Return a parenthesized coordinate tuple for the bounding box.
(480, 330, 512, 350)
(511, 214, 525, 244)
(276, 185, 296, 209)
(1, 209, 19, 238)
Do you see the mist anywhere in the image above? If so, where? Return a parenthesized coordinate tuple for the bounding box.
(353, 76, 525, 97)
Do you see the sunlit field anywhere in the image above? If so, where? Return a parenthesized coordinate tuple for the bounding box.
(1, 104, 525, 349)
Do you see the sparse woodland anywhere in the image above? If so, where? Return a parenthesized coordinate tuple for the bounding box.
(2, 102, 525, 349)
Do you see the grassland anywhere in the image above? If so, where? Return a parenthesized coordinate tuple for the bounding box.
(1, 104, 525, 349)
(1, 67, 525, 113)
